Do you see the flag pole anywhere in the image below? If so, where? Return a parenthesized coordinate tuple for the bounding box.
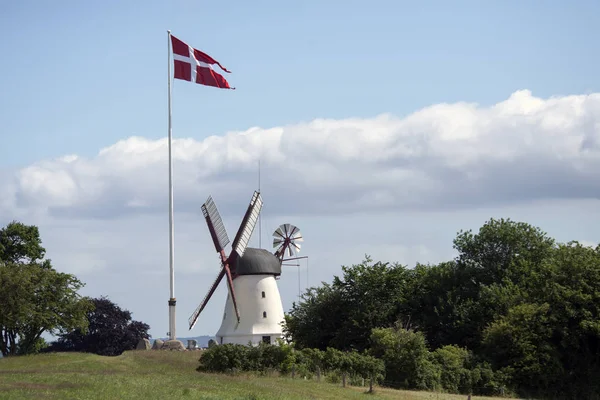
(167, 29, 176, 341)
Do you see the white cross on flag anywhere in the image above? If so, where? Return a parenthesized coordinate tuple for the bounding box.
(170, 35, 233, 89)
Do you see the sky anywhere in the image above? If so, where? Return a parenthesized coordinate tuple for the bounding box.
(1, 0, 600, 339)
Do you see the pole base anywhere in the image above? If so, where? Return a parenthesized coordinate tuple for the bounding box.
(168, 298, 176, 340)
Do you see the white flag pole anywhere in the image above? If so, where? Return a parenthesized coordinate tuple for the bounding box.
(167, 30, 176, 341)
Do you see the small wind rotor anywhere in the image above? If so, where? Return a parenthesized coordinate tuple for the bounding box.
(273, 223, 303, 260)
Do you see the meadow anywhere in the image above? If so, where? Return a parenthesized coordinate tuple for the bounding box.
(0, 350, 514, 400)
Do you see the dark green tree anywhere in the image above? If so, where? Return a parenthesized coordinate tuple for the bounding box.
(280, 218, 600, 399)
(369, 325, 440, 390)
(547, 242, 600, 398)
(284, 256, 410, 351)
(48, 296, 150, 356)
(0, 221, 92, 356)
(407, 218, 556, 350)
(283, 283, 344, 350)
(482, 241, 600, 398)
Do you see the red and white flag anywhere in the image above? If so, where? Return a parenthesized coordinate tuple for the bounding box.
(170, 35, 234, 89)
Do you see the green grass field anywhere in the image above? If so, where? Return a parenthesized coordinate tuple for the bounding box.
(0, 350, 510, 400)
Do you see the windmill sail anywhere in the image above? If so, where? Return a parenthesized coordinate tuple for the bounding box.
(189, 267, 226, 330)
(223, 263, 241, 323)
(190, 193, 263, 331)
(202, 196, 230, 253)
(231, 191, 263, 257)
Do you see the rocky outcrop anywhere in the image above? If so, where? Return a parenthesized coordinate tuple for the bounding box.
(161, 339, 186, 351)
(151, 339, 164, 350)
(136, 338, 151, 350)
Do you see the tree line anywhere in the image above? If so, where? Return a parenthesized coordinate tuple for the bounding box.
(283, 218, 600, 399)
(0, 221, 150, 357)
(3, 218, 599, 399)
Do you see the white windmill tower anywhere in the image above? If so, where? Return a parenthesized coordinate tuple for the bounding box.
(188, 191, 304, 345)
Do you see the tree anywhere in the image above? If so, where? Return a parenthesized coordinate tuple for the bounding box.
(281, 218, 600, 398)
(49, 296, 150, 356)
(329, 257, 411, 351)
(283, 283, 344, 350)
(0, 221, 47, 265)
(482, 302, 561, 398)
(403, 260, 479, 350)
(369, 325, 440, 390)
(431, 345, 476, 394)
(0, 222, 92, 357)
(284, 256, 410, 351)
(546, 242, 600, 398)
(406, 218, 556, 350)
(453, 217, 555, 287)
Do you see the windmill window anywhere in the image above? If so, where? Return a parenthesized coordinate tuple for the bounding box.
(261, 291, 266, 298)
(263, 311, 267, 318)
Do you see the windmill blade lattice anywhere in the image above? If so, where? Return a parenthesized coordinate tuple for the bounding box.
(188, 267, 226, 330)
(201, 196, 230, 253)
(273, 223, 303, 258)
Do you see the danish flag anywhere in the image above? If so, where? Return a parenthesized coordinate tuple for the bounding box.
(170, 35, 234, 89)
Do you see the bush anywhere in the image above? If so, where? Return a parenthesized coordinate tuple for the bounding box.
(198, 343, 250, 373)
(47, 296, 150, 357)
(370, 326, 440, 390)
(431, 345, 472, 393)
(368, 326, 512, 395)
(198, 342, 384, 385)
(469, 362, 513, 396)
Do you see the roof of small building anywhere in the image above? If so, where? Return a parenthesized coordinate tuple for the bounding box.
(233, 247, 282, 276)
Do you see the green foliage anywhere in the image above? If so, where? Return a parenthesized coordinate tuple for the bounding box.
(283, 217, 600, 399)
(284, 256, 410, 352)
(0, 261, 92, 356)
(453, 218, 555, 286)
(0, 221, 47, 265)
(482, 303, 559, 391)
(48, 296, 151, 356)
(480, 241, 600, 398)
(405, 218, 556, 351)
(198, 342, 384, 385)
(283, 283, 343, 350)
(199, 343, 250, 372)
(430, 345, 475, 394)
(369, 326, 439, 391)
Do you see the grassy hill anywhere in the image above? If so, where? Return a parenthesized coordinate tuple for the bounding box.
(0, 350, 511, 400)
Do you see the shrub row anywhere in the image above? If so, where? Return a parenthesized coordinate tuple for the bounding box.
(198, 341, 385, 385)
(198, 333, 511, 396)
(370, 327, 511, 396)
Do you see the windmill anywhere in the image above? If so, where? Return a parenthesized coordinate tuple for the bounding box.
(189, 191, 305, 345)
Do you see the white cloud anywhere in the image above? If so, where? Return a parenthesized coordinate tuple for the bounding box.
(2, 89, 600, 339)
(3, 89, 600, 221)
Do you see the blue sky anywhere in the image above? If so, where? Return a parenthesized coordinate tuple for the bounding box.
(2, 0, 599, 167)
(1, 1, 600, 339)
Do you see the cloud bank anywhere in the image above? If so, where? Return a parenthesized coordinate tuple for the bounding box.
(3, 89, 600, 337)
(3, 89, 600, 221)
